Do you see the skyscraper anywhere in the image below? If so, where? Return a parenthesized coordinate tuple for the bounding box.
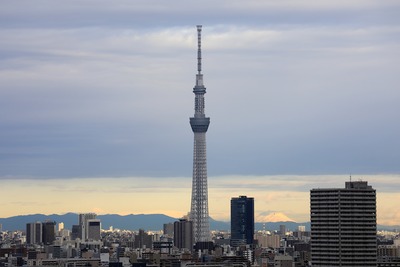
(310, 181, 377, 266)
(26, 222, 43, 245)
(26, 221, 56, 245)
(79, 213, 97, 241)
(189, 25, 210, 242)
(42, 220, 56, 245)
(87, 219, 101, 240)
(174, 219, 194, 251)
(230, 196, 254, 247)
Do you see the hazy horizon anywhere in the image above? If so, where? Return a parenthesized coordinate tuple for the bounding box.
(1, 174, 399, 225)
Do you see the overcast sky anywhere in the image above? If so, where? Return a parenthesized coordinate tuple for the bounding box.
(1, 1, 399, 223)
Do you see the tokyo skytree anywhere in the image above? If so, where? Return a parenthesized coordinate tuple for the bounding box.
(189, 25, 210, 242)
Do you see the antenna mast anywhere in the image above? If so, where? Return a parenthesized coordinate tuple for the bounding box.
(197, 25, 202, 74)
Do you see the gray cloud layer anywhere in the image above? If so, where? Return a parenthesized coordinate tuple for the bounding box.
(1, 1, 399, 178)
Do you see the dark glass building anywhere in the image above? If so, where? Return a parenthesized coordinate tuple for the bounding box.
(230, 196, 254, 247)
(42, 221, 56, 245)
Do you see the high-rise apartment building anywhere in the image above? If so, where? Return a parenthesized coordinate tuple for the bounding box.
(189, 25, 211, 242)
(310, 181, 377, 266)
(174, 219, 193, 251)
(230, 196, 254, 247)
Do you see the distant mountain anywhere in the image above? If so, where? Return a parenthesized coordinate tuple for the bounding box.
(0, 213, 228, 231)
(0, 213, 77, 232)
(256, 212, 294, 223)
(98, 214, 177, 230)
(0, 213, 398, 232)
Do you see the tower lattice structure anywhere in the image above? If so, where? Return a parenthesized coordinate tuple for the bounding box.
(189, 25, 210, 242)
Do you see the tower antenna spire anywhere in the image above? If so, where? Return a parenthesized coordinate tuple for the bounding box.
(197, 25, 202, 74)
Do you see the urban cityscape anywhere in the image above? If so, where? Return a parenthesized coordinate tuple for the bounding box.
(1, 182, 399, 266)
(1, 1, 400, 267)
(1, 24, 400, 267)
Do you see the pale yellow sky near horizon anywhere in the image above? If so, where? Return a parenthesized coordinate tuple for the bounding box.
(1, 174, 399, 226)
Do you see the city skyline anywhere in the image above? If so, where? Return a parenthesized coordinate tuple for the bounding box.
(1, 2, 400, 226)
(1, 175, 400, 226)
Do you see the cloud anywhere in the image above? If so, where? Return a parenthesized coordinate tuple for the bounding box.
(0, 1, 399, 179)
(209, 174, 400, 193)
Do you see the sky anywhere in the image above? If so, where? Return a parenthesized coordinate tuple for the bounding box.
(1, 0, 400, 226)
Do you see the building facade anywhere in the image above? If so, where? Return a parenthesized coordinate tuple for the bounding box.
(174, 219, 194, 251)
(87, 219, 101, 241)
(26, 222, 43, 245)
(231, 196, 254, 247)
(42, 221, 56, 245)
(163, 223, 174, 237)
(79, 213, 97, 241)
(134, 229, 153, 249)
(26, 221, 56, 245)
(310, 181, 377, 266)
(189, 25, 211, 242)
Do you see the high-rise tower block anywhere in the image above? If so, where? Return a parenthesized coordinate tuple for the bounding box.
(231, 196, 254, 247)
(310, 181, 377, 266)
(190, 25, 210, 242)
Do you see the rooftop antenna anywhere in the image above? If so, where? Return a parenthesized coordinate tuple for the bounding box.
(350, 174, 352, 182)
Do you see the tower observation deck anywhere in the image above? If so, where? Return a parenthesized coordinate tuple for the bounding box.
(189, 25, 210, 242)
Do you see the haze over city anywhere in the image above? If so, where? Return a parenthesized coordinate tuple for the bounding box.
(1, 1, 399, 225)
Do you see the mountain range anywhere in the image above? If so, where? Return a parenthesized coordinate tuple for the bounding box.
(0, 213, 307, 232)
(0, 213, 397, 232)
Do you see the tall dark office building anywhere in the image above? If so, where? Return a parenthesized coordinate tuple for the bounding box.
(87, 219, 101, 240)
(174, 219, 194, 251)
(231, 196, 254, 247)
(310, 181, 377, 266)
(26, 221, 56, 245)
(26, 222, 43, 245)
(42, 221, 56, 245)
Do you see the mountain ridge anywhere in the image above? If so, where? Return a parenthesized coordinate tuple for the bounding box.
(0, 213, 397, 232)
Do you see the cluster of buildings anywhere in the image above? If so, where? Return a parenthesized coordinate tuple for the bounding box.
(0, 208, 308, 267)
(0, 181, 399, 267)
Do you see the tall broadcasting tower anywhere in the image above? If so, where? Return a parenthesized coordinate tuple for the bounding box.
(189, 25, 210, 242)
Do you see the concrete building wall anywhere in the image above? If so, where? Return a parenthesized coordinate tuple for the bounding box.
(310, 181, 377, 266)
